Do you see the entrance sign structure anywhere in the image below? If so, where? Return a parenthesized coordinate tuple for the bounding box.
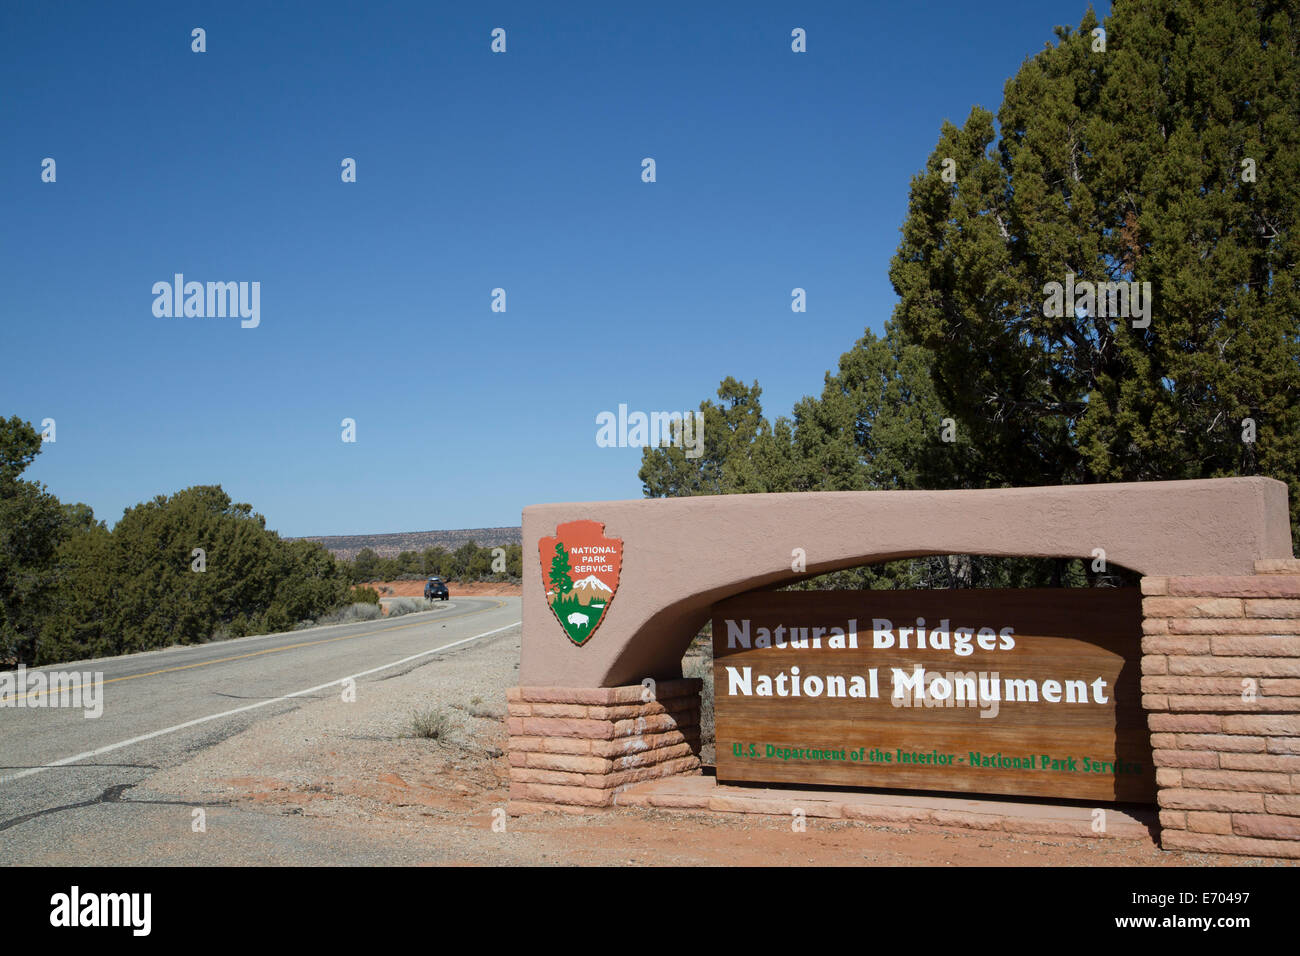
(508, 477, 1300, 859)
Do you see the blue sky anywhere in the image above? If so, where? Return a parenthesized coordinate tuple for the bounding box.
(2, 1, 1109, 536)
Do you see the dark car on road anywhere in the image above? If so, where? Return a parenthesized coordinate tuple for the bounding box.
(424, 576, 449, 601)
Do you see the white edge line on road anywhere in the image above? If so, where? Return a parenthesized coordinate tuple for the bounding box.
(0, 621, 520, 788)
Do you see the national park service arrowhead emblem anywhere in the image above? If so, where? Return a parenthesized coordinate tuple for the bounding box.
(539, 520, 622, 646)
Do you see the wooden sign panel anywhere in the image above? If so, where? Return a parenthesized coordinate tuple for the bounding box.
(712, 589, 1153, 803)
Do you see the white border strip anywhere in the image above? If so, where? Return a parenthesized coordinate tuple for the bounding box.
(0, 622, 519, 787)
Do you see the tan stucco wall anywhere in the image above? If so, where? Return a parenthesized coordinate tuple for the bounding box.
(520, 477, 1293, 688)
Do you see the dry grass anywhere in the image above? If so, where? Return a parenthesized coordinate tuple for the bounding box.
(407, 706, 455, 740)
(385, 597, 432, 618)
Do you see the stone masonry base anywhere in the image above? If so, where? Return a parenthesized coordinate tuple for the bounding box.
(506, 678, 702, 813)
(1142, 559, 1300, 858)
(616, 775, 1157, 840)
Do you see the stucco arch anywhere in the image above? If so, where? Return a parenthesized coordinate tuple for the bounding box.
(520, 477, 1293, 687)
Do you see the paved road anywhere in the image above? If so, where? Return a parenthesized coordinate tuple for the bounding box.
(0, 597, 520, 861)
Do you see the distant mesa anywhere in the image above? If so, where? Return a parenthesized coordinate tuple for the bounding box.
(292, 526, 521, 561)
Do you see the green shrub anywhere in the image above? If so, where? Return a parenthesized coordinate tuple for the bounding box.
(8, 466, 356, 665)
(349, 585, 381, 605)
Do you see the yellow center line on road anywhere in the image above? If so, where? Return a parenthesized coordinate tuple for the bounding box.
(17, 599, 508, 701)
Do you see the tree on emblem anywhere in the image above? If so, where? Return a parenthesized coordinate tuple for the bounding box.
(549, 542, 573, 598)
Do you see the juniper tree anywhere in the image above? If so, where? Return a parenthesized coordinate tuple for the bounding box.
(888, 1, 1300, 547)
(0, 417, 67, 663)
(637, 377, 791, 497)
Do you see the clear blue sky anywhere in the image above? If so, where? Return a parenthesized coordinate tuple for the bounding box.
(2, 1, 1109, 536)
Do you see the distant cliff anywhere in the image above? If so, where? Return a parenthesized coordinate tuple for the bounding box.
(293, 526, 522, 561)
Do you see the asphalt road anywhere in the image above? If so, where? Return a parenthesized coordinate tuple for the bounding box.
(0, 597, 520, 862)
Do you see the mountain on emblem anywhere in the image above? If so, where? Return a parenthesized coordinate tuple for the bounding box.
(538, 520, 623, 646)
